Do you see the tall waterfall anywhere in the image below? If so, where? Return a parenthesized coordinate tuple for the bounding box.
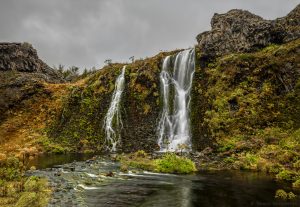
(157, 49, 195, 152)
(104, 66, 126, 151)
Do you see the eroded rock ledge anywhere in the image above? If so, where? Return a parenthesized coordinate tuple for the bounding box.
(196, 4, 300, 57)
(0, 42, 63, 82)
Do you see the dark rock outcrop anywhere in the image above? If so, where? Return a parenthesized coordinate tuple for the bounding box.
(196, 4, 300, 58)
(0, 42, 64, 122)
(0, 42, 63, 82)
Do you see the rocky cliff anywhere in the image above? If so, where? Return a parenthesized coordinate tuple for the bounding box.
(196, 4, 300, 58)
(0, 43, 64, 122)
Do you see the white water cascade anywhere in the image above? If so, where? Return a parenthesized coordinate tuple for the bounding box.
(157, 49, 195, 152)
(104, 66, 126, 151)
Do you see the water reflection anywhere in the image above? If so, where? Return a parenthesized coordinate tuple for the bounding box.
(28, 153, 95, 169)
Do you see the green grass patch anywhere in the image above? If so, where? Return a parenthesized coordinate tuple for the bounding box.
(155, 153, 197, 174)
(120, 151, 197, 174)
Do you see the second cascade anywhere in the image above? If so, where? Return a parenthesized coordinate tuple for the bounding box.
(104, 66, 126, 152)
(157, 48, 195, 152)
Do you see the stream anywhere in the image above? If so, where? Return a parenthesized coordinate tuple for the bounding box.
(28, 154, 300, 207)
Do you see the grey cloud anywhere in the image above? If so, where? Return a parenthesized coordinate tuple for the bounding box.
(0, 0, 298, 70)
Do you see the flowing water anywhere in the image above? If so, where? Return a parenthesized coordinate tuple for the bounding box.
(158, 49, 195, 152)
(30, 155, 300, 207)
(104, 66, 126, 151)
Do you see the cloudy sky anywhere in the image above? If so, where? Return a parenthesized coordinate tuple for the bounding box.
(0, 0, 298, 71)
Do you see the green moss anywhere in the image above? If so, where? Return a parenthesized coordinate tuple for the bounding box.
(218, 142, 235, 152)
(275, 189, 288, 200)
(0, 157, 21, 181)
(202, 39, 300, 146)
(120, 152, 197, 174)
(238, 53, 255, 61)
(239, 153, 259, 170)
(293, 160, 300, 170)
(155, 153, 197, 174)
(292, 179, 300, 188)
(120, 151, 156, 171)
(223, 157, 237, 164)
(261, 44, 280, 53)
(267, 163, 283, 174)
(276, 170, 299, 182)
(274, 189, 297, 200)
(0, 156, 50, 207)
(288, 192, 297, 200)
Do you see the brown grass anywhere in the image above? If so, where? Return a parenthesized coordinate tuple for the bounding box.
(0, 81, 85, 156)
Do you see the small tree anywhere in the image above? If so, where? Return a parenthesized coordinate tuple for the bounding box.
(129, 56, 135, 63)
(104, 59, 112, 66)
(57, 64, 64, 73)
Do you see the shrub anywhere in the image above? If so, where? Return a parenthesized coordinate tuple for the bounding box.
(275, 189, 287, 200)
(24, 176, 47, 192)
(134, 150, 147, 158)
(267, 163, 283, 174)
(155, 153, 197, 174)
(276, 170, 299, 181)
(15, 192, 38, 207)
(292, 179, 300, 188)
(288, 192, 297, 200)
(239, 153, 259, 170)
(223, 157, 236, 164)
(15, 177, 50, 207)
(293, 160, 300, 170)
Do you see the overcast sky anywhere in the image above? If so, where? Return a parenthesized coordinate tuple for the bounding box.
(0, 0, 298, 71)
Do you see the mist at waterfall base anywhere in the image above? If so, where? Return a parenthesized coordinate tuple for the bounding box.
(158, 49, 195, 152)
(103, 66, 126, 152)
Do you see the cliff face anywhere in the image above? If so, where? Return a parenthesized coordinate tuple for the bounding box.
(0, 43, 64, 122)
(193, 39, 300, 151)
(48, 51, 179, 152)
(196, 4, 300, 58)
(191, 4, 300, 152)
(45, 4, 300, 153)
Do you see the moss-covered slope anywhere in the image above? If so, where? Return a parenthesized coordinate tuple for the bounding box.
(48, 51, 180, 152)
(47, 39, 300, 156)
(193, 39, 300, 151)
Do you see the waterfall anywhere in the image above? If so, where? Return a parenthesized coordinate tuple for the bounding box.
(157, 49, 195, 152)
(104, 66, 126, 151)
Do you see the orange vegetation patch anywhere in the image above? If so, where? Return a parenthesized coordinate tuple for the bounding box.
(0, 82, 81, 156)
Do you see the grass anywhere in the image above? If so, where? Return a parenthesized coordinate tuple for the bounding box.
(0, 156, 51, 207)
(120, 151, 197, 174)
(155, 153, 197, 174)
(0, 83, 73, 155)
